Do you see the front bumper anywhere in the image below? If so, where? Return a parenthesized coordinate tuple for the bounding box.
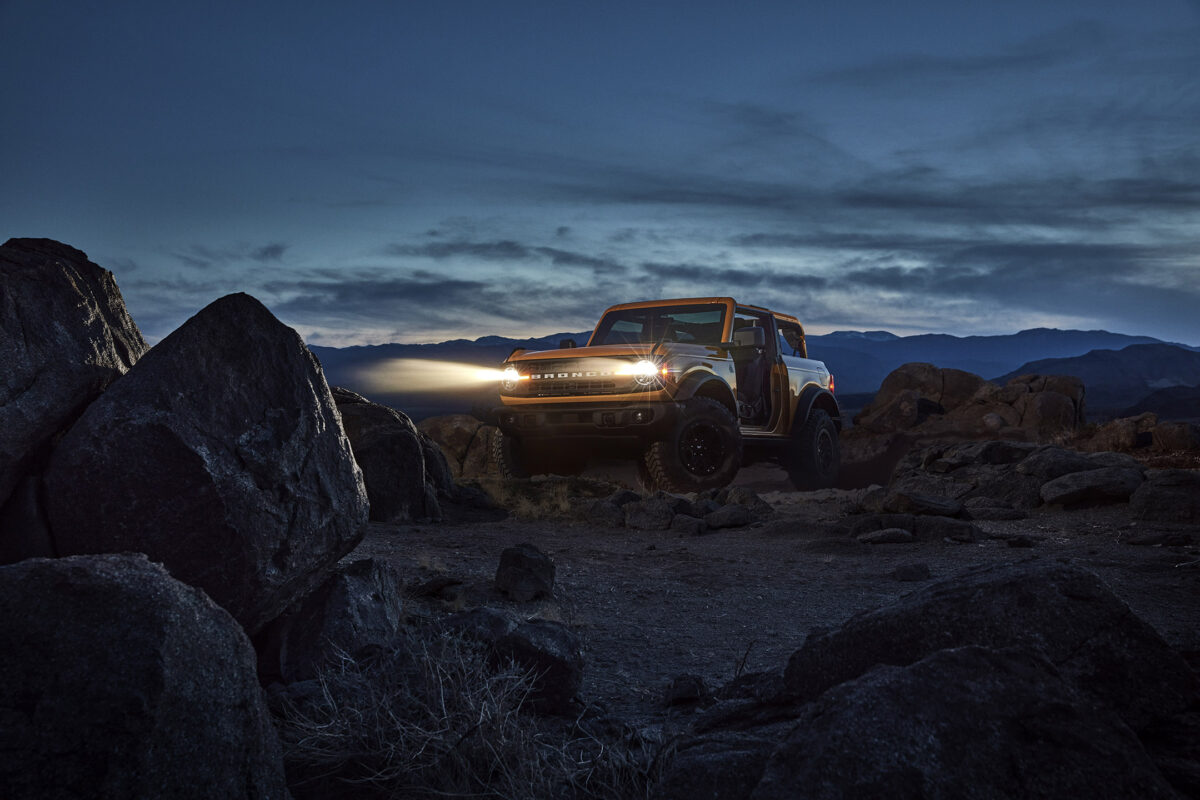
(493, 401, 680, 439)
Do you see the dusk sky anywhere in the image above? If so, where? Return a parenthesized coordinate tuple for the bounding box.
(3, 1, 1198, 346)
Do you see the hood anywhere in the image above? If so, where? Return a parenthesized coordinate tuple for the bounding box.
(507, 343, 658, 363)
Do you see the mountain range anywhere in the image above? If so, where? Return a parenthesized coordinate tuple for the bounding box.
(309, 328, 1200, 422)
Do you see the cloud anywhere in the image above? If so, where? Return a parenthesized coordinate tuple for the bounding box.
(815, 21, 1114, 87)
(387, 240, 532, 261)
(640, 261, 829, 290)
(386, 237, 627, 275)
(251, 243, 288, 262)
(169, 242, 292, 269)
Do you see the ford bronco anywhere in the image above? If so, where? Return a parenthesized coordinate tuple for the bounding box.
(491, 297, 840, 493)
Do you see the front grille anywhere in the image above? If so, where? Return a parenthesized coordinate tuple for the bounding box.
(529, 379, 619, 397)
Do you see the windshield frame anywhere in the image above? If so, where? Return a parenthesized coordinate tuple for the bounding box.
(588, 301, 733, 347)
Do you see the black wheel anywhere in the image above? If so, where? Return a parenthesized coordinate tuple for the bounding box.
(644, 397, 743, 493)
(786, 409, 840, 490)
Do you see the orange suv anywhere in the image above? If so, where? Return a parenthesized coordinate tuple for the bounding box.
(492, 297, 840, 492)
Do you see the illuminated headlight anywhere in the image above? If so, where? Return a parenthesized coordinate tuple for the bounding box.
(501, 366, 520, 391)
(619, 359, 662, 387)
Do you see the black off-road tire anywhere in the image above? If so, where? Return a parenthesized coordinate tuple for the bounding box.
(786, 409, 840, 490)
(644, 397, 743, 493)
(493, 431, 581, 478)
(493, 429, 534, 479)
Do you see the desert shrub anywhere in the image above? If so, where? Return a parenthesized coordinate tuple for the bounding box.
(271, 631, 658, 799)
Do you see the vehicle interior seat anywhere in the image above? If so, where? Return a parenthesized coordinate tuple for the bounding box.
(731, 325, 770, 422)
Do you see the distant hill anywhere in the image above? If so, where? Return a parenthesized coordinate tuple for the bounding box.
(994, 344, 1200, 417)
(807, 328, 1194, 394)
(1122, 385, 1200, 421)
(309, 327, 1199, 421)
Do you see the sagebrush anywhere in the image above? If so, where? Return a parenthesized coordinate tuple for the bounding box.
(271, 631, 660, 799)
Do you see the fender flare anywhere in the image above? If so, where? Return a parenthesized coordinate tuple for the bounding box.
(673, 372, 737, 415)
(794, 385, 842, 431)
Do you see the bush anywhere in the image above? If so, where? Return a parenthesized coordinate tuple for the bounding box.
(271, 631, 658, 799)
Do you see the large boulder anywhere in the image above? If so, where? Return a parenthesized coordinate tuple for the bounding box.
(1039, 466, 1145, 507)
(331, 387, 440, 523)
(255, 558, 406, 683)
(417, 412, 482, 474)
(43, 293, 368, 634)
(782, 561, 1197, 734)
(1131, 469, 1200, 524)
(841, 365, 1086, 488)
(0, 238, 147, 509)
(754, 647, 1179, 800)
(0, 554, 288, 799)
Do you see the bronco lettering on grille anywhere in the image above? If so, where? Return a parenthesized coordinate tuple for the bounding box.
(530, 370, 616, 380)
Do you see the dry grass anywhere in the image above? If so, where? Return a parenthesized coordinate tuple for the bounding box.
(271, 631, 660, 799)
(469, 476, 617, 520)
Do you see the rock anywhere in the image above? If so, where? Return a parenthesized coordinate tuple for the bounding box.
(1013, 388, 1080, 440)
(491, 618, 584, 715)
(663, 674, 710, 706)
(928, 440, 1038, 470)
(658, 732, 781, 800)
(670, 513, 708, 536)
(0, 476, 54, 565)
(1131, 469, 1200, 523)
(583, 498, 626, 527)
(608, 488, 642, 507)
(1039, 466, 1145, 507)
(880, 489, 964, 517)
(914, 515, 982, 542)
(963, 495, 1027, 520)
(438, 606, 518, 644)
(756, 647, 1178, 800)
(1086, 450, 1143, 469)
(838, 513, 916, 538)
(625, 497, 675, 530)
(689, 497, 723, 518)
(0, 238, 148, 509)
(723, 487, 775, 518)
(255, 558, 405, 683)
(494, 542, 555, 601)
(706, 503, 753, 529)
(416, 414, 484, 476)
(894, 562, 931, 581)
(888, 441, 1045, 510)
(1152, 421, 1200, 452)
(332, 387, 440, 523)
(1119, 531, 1196, 547)
(781, 561, 1199, 735)
(1015, 446, 1098, 480)
(857, 527, 914, 544)
(0, 554, 287, 799)
(43, 293, 368, 634)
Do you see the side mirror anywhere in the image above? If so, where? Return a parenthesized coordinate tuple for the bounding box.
(559, 338, 577, 349)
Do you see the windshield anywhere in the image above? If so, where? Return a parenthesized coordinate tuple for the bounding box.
(591, 304, 727, 346)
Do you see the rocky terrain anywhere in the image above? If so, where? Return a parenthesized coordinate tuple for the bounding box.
(2, 238, 1198, 799)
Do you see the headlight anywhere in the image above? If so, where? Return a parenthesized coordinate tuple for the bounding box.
(619, 359, 663, 387)
(501, 366, 520, 391)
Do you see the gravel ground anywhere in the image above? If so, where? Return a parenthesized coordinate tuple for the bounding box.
(349, 471, 1200, 723)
